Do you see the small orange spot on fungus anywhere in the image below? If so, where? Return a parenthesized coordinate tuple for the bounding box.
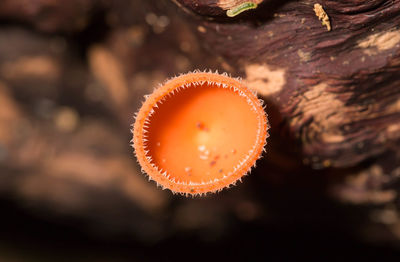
(132, 71, 268, 196)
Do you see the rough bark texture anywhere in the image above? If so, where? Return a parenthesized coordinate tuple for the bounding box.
(173, 0, 400, 244)
(176, 0, 400, 169)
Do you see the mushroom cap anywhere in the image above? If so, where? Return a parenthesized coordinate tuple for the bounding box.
(132, 71, 268, 196)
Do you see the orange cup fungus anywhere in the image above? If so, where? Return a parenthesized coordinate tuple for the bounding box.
(132, 71, 268, 196)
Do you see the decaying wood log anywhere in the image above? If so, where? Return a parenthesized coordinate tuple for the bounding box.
(172, 0, 400, 237)
(174, 0, 400, 170)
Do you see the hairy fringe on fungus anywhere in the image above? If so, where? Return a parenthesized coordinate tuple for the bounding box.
(132, 70, 268, 196)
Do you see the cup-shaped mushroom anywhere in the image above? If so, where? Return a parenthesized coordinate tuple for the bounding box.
(133, 72, 268, 195)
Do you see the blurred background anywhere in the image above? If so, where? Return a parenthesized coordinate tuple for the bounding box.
(1, 0, 400, 261)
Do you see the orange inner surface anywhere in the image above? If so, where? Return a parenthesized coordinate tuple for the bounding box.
(146, 83, 259, 184)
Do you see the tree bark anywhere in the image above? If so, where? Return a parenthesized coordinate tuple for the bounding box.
(174, 0, 400, 169)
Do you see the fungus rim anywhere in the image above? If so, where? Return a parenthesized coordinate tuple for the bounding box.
(132, 70, 269, 196)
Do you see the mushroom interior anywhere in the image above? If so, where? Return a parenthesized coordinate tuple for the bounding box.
(144, 81, 261, 184)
